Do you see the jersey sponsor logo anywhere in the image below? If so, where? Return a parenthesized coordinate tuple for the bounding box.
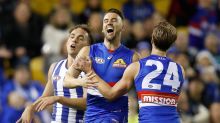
(53, 75, 61, 81)
(113, 59, 127, 68)
(95, 57, 105, 64)
(141, 94, 177, 106)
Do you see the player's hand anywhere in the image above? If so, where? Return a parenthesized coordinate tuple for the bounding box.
(16, 105, 34, 123)
(73, 56, 92, 73)
(73, 56, 86, 71)
(34, 96, 59, 112)
(81, 56, 92, 73)
(80, 71, 97, 88)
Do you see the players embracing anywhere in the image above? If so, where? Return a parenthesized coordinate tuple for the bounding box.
(66, 16, 185, 123)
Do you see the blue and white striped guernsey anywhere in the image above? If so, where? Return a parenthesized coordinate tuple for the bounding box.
(51, 59, 84, 123)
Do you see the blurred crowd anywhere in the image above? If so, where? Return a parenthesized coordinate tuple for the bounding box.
(0, 0, 220, 123)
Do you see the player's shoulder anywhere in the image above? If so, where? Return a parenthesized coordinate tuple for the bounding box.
(90, 43, 102, 49)
(121, 44, 133, 52)
(89, 43, 104, 52)
(49, 59, 66, 73)
(132, 51, 141, 62)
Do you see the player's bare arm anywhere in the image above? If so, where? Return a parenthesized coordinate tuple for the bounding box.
(68, 46, 90, 77)
(94, 62, 140, 101)
(84, 52, 140, 101)
(63, 46, 94, 88)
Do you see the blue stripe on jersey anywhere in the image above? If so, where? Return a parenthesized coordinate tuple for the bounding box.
(52, 104, 57, 121)
(53, 61, 64, 92)
(61, 87, 70, 122)
(76, 87, 84, 123)
(52, 61, 64, 121)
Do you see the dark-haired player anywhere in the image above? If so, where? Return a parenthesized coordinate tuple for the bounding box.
(88, 21, 185, 123)
(64, 8, 140, 122)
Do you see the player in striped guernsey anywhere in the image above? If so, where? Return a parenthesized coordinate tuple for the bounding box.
(82, 21, 185, 123)
(16, 24, 94, 123)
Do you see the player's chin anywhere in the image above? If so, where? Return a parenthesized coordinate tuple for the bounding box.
(106, 35, 115, 42)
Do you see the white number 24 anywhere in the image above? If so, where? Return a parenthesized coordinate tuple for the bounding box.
(142, 60, 180, 92)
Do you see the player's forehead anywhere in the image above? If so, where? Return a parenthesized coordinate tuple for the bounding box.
(103, 12, 121, 21)
(70, 28, 88, 37)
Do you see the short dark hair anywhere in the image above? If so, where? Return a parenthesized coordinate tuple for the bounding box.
(152, 21, 177, 51)
(69, 24, 94, 44)
(106, 8, 124, 20)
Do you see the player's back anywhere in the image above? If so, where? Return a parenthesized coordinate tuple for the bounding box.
(51, 59, 84, 123)
(134, 55, 184, 123)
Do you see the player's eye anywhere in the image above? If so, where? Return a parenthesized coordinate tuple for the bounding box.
(79, 37, 83, 41)
(104, 19, 108, 23)
(70, 34, 75, 39)
(112, 18, 117, 22)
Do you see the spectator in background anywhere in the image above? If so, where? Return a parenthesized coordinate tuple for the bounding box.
(0, 65, 50, 123)
(0, 0, 18, 25)
(42, 7, 73, 74)
(136, 41, 151, 58)
(54, 0, 79, 24)
(3, 2, 44, 68)
(189, 0, 218, 50)
(0, 44, 12, 87)
(131, 21, 151, 58)
(168, 28, 197, 65)
(129, 21, 146, 49)
(121, 19, 134, 48)
(143, 12, 164, 44)
(204, 33, 220, 64)
(176, 53, 196, 89)
(122, 0, 154, 23)
(186, 78, 210, 123)
(88, 12, 103, 43)
(167, 0, 197, 26)
(78, 0, 103, 24)
(196, 50, 219, 73)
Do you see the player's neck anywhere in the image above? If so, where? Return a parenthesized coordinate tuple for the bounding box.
(67, 55, 76, 68)
(104, 36, 121, 50)
(151, 48, 166, 57)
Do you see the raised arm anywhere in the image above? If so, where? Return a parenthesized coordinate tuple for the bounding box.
(63, 46, 91, 88)
(93, 52, 140, 101)
(95, 62, 140, 101)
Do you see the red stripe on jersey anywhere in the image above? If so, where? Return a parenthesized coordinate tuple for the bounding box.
(137, 90, 179, 100)
(108, 82, 117, 87)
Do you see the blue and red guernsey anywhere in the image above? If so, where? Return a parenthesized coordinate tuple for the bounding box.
(86, 43, 134, 122)
(134, 55, 184, 123)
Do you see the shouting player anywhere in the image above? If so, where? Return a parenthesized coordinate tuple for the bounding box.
(17, 24, 94, 123)
(64, 8, 140, 122)
(81, 21, 185, 123)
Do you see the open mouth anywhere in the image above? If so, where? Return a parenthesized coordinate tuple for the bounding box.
(70, 44, 76, 49)
(107, 29, 114, 33)
(107, 26, 114, 34)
